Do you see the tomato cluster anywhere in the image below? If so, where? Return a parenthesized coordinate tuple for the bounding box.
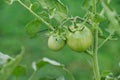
(48, 23, 92, 52)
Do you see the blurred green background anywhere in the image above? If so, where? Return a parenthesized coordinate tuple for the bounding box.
(0, 0, 120, 80)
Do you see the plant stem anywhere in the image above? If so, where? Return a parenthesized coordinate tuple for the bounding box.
(98, 31, 114, 48)
(92, 26, 100, 80)
(92, 0, 96, 14)
(28, 71, 37, 80)
(63, 68, 76, 80)
(17, 0, 55, 31)
(92, 0, 101, 80)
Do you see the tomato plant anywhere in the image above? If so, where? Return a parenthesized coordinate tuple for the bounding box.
(1, 0, 120, 80)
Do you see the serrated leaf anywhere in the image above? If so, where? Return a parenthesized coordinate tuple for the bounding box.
(12, 65, 26, 77)
(25, 19, 41, 38)
(38, 0, 68, 22)
(0, 47, 25, 80)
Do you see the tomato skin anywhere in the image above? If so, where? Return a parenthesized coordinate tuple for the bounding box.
(66, 25, 92, 52)
(48, 35, 65, 51)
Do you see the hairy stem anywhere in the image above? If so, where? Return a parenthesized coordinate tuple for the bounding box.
(17, 0, 55, 31)
(92, 26, 100, 80)
(92, 0, 101, 80)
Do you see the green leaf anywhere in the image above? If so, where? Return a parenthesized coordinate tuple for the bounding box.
(56, 76, 65, 80)
(42, 57, 64, 67)
(25, 19, 41, 38)
(82, 0, 99, 11)
(82, 0, 92, 11)
(101, 1, 120, 36)
(24, 0, 31, 7)
(29, 57, 75, 80)
(33, 61, 47, 71)
(0, 52, 13, 66)
(39, 76, 65, 80)
(94, 13, 106, 23)
(61, 68, 75, 80)
(38, 11, 50, 23)
(31, 2, 40, 11)
(39, 77, 56, 80)
(29, 57, 64, 80)
(0, 47, 25, 80)
(12, 65, 26, 77)
(4, 0, 15, 5)
(32, 57, 64, 72)
(88, 12, 105, 24)
(117, 75, 120, 79)
(98, 27, 104, 36)
(38, 0, 68, 22)
(101, 70, 112, 77)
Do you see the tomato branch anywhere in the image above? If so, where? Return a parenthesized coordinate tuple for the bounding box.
(17, 0, 55, 31)
(59, 16, 91, 28)
(85, 50, 93, 57)
(98, 31, 114, 49)
(91, 0, 101, 80)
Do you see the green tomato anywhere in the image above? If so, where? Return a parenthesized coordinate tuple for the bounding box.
(66, 24, 92, 52)
(48, 35, 65, 51)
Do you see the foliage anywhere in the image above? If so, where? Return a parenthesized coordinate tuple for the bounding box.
(0, 0, 120, 80)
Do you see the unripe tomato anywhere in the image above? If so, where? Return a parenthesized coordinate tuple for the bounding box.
(66, 24, 92, 52)
(48, 35, 65, 51)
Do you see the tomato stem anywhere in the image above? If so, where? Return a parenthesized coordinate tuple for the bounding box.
(17, 0, 55, 31)
(28, 71, 37, 80)
(85, 50, 93, 57)
(59, 16, 91, 28)
(63, 68, 76, 80)
(92, 25, 101, 80)
(92, 0, 101, 80)
(98, 31, 114, 49)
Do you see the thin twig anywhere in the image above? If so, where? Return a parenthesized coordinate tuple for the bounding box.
(85, 50, 93, 57)
(59, 16, 92, 29)
(98, 31, 114, 49)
